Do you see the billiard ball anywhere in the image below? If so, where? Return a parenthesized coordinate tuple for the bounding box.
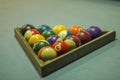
(65, 35, 81, 47)
(76, 30, 91, 43)
(42, 29, 56, 39)
(53, 24, 67, 34)
(38, 46, 57, 61)
(69, 25, 84, 35)
(52, 41, 69, 56)
(87, 26, 102, 38)
(47, 35, 59, 45)
(37, 24, 51, 34)
(24, 29, 40, 40)
(28, 34, 45, 46)
(58, 30, 72, 40)
(33, 40, 50, 53)
(21, 24, 35, 35)
(64, 39, 76, 50)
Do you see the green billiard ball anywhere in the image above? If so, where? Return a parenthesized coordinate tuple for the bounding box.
(42, 29, 56, 39)
(33, 40, 50, 53)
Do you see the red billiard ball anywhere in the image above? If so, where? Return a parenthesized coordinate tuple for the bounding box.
(21, 24, 35, 35)
(76, 30, 91, 43)
(52, 41, 69, 56)
(38, 46, 57, 61)
(65, 35, 81, 47)
(24, 29, 40, 40)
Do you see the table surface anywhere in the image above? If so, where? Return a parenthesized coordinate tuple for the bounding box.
(0, 0, 120, 80)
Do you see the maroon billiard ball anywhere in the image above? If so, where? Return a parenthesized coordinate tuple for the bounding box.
(65, 35, 81, 47)
(52, 41, 69, 56)
(87, 26, 102, 38)
(76, 30, 91, 43)
(21, 24, 35, 35)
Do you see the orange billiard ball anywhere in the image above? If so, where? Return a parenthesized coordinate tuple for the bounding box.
(69, 25, 84, 35)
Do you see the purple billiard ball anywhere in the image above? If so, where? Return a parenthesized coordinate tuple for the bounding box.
(47, 35, 59, 45)
(87, 26, 102, 38)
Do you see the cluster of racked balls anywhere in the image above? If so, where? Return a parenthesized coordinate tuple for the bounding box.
(20, 24, 102, 61)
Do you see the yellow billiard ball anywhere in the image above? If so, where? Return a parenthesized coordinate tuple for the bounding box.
(53, 24, 67, 34)
(28, 34, 45, 46)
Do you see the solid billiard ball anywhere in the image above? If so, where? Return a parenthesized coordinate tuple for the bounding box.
(58, 30, 72, 40)
(24, 29, 40, 40)
(69, 25, 84, 35)
(28, 34, 45, 46)
(52, 41, 69, 56)
(64, 39, 76, 50)
(65, 35, 81, 47)
(76, 30, 91, 43)
(53, 24, 67, 34)
(38, 46, 57, 61)
(47, 35, 59, 45)
(87, 26, 102, 38)
(37, 24, 51, 34)
(42, 29, 56, 39)
(21, 24, 35, 35)
(33, 40, 50, 53)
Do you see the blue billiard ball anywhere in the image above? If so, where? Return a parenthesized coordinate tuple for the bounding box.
(37, 24, 51, 34)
